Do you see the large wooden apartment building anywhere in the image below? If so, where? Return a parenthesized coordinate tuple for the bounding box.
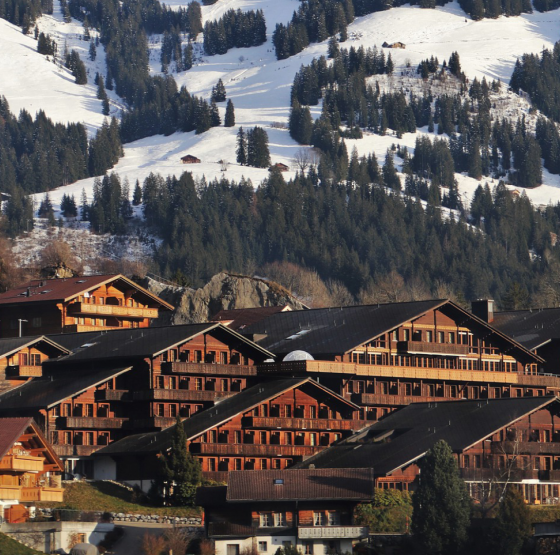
(0, 274, 174, 337)
(297, 396, 560, 505)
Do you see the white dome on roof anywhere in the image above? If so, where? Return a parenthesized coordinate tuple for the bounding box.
(283, 350, 315, 362)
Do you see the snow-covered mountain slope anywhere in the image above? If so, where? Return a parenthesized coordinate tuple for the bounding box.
(2, 1, 560, 213)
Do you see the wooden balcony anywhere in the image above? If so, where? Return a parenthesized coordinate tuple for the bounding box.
(95, 389, 129, 401)
(460, 468, 539, 481)
(241, 417, 367, 431)
(298, 526, 368, 539)
(0, 455, 43, 472)
(6, 365, 42, 377)
(68, 302, 158, 319)
(208, 522, 257, 537)
(259, 361, 560, 389)
(64, 325, 121, 333)
(397, 341, 469, 356)
(0, 485, 22, 500)
(162, 362, 257, 376)
(358, 393, 441, 406)
(57, 417, 128, 429)
(133, 389, 235, 402)
(490, 441, 560, 455)
(21, 486, 64, 502)
(53, 445, 100, 457)
(132, 417, 177, 430)
(190, 443, 323, 457)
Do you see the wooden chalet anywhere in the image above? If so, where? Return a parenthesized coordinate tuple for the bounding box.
(181, 154, 201, 164)
(93, 378, 366, 486)
(269, 163, 289, 172)
(0, 336, 69, 386)
(0, 274, 174, 337)
(0, 417, 64, 520)
(0, 323, 273, 476)
(197, 468, 373, 555)
(241, 300, 556, 421)
(297, 396, 560, 505)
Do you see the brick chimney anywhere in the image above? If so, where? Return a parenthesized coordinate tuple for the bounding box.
(471, 299, 494, 323)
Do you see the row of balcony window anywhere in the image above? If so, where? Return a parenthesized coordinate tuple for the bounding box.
(199, 430, 342, 446)
(203, 457, 293, 471)
(160, 349, 250, 365)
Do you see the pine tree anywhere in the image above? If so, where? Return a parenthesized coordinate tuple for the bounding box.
(224, 99, 235, 127)
(80, 189, 89, 221)
(211, 78, 227, 102)
(184, 43, 193, 70)
(247, 126, 271, 168)
(89, 41, 96, 61)
(493, 487, 531, 555)
(133, 180, 142, 206)
(236, 127, 247, 165)
(210, 100, 221, 126)
(411, 440, 471, 555)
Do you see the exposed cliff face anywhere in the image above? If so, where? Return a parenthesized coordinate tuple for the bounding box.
(144, 272, 306, 325)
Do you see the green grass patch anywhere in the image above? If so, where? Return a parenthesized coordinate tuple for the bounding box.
(0, 532, 44, 555)
(37, 481, 201, 517)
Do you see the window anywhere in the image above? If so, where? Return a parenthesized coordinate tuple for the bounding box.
(303, 543, 313, 555)
(403, 329, 410, 341)
(260, 513, 273, 527)
(234, 459, 242, 470)
(156, 404, 165, 417)
(438, 331, 444, 343)
(208, 458, 216, 471)
(227, 545, 240, 555)
(426, 330, 433, 342)
(195, 378, 203, 391)
(170, 405, 177, 417)
(392, 330, 398, 341)
(328, 512, 340, 526)
(274, 512, 286, 527)
(221, 352, 228, 364)
(258, 542, 268, 552)
(448, 332, 455, 344)
(314, 512, 327, 526)
(31, 354, 41, 366)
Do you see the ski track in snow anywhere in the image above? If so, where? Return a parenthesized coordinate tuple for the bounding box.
(1, 0, 560, 233)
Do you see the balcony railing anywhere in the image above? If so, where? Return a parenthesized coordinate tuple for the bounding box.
(190, 443, 323, 457)
(241, 417, 367, 431)
(208, 523, 257, 537)
(162, 362, 257, 376)
(490, 441, 560, 455)
(95, 389, 129, 401)
(21, 486, 64, 502)
(298, 526, 368, 539)
(64, 325, 121, 333)
(132, 417, 177, 430)
(460, 468, 539, 481)
(53, 445, 100, 457)
(0, 455, 44, 472)
(57, 417, 128, 429)
(133, 389, 235, 402)
(397, 341, 469, 356)
(358, 393, 441, 406)
(68, 302, 158, 319)
(6, 365, 42, 377)
(0, 485, 22, 500)
(258, 361, 560, 389)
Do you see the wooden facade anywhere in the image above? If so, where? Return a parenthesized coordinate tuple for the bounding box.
(187, 384, 363, 479)
(258, 304, 556, 421)
(0, 275, 173, 337)
(0, 418, 64, 517)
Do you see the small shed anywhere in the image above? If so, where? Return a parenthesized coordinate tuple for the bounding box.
(270, 163, 289, 172)
(181, 154, 201, 164)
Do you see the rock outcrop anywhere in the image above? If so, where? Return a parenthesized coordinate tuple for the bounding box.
(143, 272, 306, 325)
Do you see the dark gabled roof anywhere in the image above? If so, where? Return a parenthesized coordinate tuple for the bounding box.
(296, 397, 558, 476)
(225, 468, 375, 502)
(0, 274, 174, 310)
(94, 378, 358, 457)
(240, 300, 542, 363)
(47, 323, 274, 364)
(0, 336, 70, 359)
(211, 306, 291, 331)
(492, 308, 560, 351)
(0, 417, 63, 471)
(0, 417, 35, 460)
(0, 366, 132, 411)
